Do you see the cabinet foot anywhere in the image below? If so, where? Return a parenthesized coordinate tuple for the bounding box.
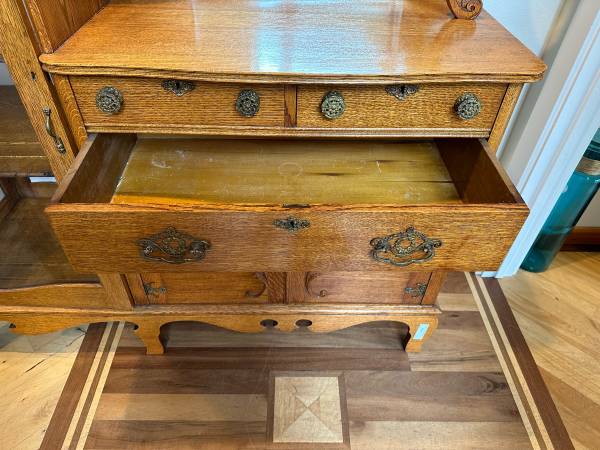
(134, 322, 165, 355)
(404, 317, 438, 352)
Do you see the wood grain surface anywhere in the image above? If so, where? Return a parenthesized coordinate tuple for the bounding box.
(39, 0, 545, 83)
(137, 272, 270, 305)
(297, 83, 506, 130)
(34, 272, 561, 448)
(501, 252, 600, 449)
(112, 139, 460, 206)
(69, 76, 285, 128)
(47, 135, 526, 273)
(51, 74, 88, 148)
(0, 197, 98, 290)
(0, 0, 78, 181)
(0, 86, 49, 176)
(24, 0, 107, 52)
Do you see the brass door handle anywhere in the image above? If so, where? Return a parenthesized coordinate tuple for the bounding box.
(370, 227, 442, 267)
(137, 227, 211, 264)
(42, 107, 66, 154)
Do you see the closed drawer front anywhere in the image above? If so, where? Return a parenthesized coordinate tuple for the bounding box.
(297, 83, 507, 132)
(296, 272, 432, 305)
(128, 272, 433, 306)
(47, 134, 527, 274)
(69, 76, 285, 129)
(129, 273, 269, 305)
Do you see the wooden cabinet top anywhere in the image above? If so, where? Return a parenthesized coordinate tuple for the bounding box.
(39, 0, 545, 83)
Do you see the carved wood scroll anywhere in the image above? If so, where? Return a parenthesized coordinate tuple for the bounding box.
(446, 0, 483, 20)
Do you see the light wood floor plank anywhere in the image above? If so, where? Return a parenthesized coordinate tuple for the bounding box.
(0, 325, 85, 449)
(349, 421, 532, 449)
(500, 252, 600, 450)
(95, 394, 268, 422)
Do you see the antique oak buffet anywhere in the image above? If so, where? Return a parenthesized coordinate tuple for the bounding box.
(0, 0, 545, 354)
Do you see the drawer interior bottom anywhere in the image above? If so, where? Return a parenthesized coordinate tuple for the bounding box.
(110, 139, 462, 206)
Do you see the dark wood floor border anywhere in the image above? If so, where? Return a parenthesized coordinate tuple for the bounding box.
(39, 322, 107, 450)
(479, 276, 574, 450)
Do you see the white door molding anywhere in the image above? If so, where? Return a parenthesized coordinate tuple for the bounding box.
(488, 1, 600, 277)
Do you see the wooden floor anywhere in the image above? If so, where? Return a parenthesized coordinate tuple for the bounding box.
(37, 273, 538, 449)
(0, 263, 588, 448)
(500, 252, 600, 450)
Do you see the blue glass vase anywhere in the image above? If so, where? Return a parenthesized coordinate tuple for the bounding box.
(521, 129, 600, 272)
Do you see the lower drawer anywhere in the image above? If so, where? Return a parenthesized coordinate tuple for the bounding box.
(47, 134, 528, 273)
(128, 272, 270, 305)
(128, 272, 436, 305)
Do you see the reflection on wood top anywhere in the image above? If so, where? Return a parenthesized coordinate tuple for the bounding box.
(111, 138, 461, 206)
(41, 0, 545, 83)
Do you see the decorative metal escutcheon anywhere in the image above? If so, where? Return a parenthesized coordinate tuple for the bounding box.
(405, 283, 428, 298)
(370, 227, 442, 267)
(274, 216, 310, 232)
(236, 89, 260, 117)
(454, 93, 481, 120)
(143, 282, 167, 296)
(321, 91, 345, 119)
(162, 79, 196, 96)
(385, 84, 419, 101)
(96, 86, 123, 114)
(137, 227, 211, 264)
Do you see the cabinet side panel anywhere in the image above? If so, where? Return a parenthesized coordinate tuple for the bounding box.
(24, 0, 107, 53)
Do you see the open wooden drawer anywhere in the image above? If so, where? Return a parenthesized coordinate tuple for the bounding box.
(46, 134, 528, 273)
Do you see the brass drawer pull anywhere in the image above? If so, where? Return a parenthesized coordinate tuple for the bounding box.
(274, 216, 310, 232)
(137, 227, 211, 264)
(162, 79, 195, 96)
(143, 282, 167, 296)
(236, 89, 260, 117)
(42, 107, 66, 154)
(454, 93, 481, 120)
(321, 91, 345, 119)
(370, 227, 442, 267)
(385, 84, 419, 101)
(96, 86, 123, 114)
(405, 283, 427, 298)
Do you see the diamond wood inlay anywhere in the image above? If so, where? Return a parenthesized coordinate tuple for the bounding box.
(273, 376, 344, 443)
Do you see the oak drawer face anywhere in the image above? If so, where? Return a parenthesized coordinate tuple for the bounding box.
(69, 76, 285, 129)
(47, 135, 528, 273)
(130, 272, 432, 305)
(297, 83, 507, 131)
(296, 272, 432, 305)
(131, 273, 269, 305)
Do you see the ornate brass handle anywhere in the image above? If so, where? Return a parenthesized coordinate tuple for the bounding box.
(96, 86, 123, 114)
(370, 227, 442, 267)
(274, 217, 310, 232)
(42, 108, 66, 154)
(454, 93, 481, 120)
(321, 91, 345, 119)
(236, 89, 260, 117)
(137, 227, 211, 264)
(385, 84, 419, 101)
(162, 79, 195, 96)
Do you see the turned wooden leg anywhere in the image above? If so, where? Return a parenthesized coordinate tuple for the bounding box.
(404, 317, 438, 352)
(134, 321, 165, 355)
